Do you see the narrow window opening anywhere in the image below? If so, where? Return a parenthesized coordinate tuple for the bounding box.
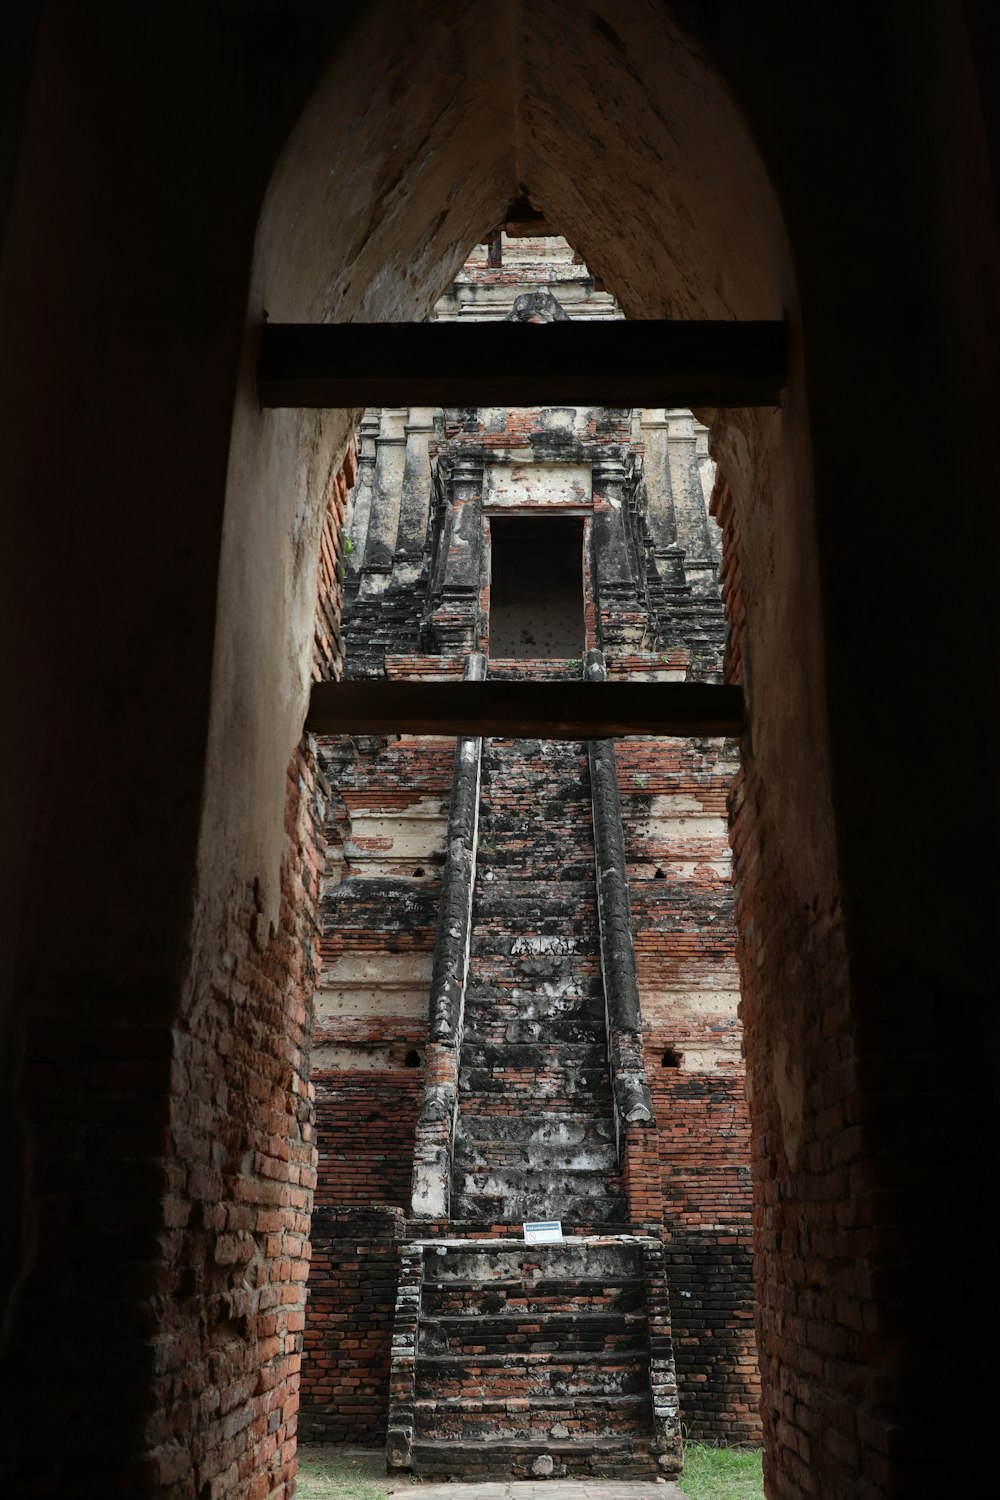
(661, 1047, 683, 1069)
(489, 515, 584, 659)
(404, 1049, 422, 1068)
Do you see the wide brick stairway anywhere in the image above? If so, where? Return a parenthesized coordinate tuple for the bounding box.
(399, 1237, 677, 1479)
(450, 736, 628, 1224)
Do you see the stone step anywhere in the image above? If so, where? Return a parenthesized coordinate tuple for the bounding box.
(480, 773, 591, 792)
(469, 930, 598, 955)
(459, 1040, 607, 1070)
(417, 1343, 650, 1382)
(476, 832, 594, 853)
(470, 919, 598, 945)
(481, 773, 590, 791)
(465, 953, 601, 985)
(453, 1163, 620, 1198)
(470, 919, 597, 941)
(480, 784, 591, 802)
(458, 1064, 610, 1096)
(452, 1137, 619, 1174)
(417, 1241, 646, 1283)
(476, 834, 594, 859)
(460, 1015, 606, 1046)
(461, 978, 606, 1008)
(421, 1277, 645, 1317)
(416, 1314, 644, 1362)
(470, 911, 597, 931)
(481, 765, 590, 782)
(478, 798, 593, 818)
(481, 760, 589, 775)
(452, 1112, 616, 1149)
(414, 1393, 653, 1441)
(449, 1188, 629, 1224)
(463, 963, 603, 991)
(458, 1066, 611, 1101)
(452, 1104, 613, 1123)
(409, 1435, 660, 1480)
(471, 881, 597, 910)
(477, 859, 594, 881)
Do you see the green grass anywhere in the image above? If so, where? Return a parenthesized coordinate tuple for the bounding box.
(680, 1442, 765, 1499)
(296, 1447, 391, 1500)
(295, 1441, 764, 1499)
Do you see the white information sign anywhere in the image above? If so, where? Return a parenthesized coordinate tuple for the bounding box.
(523, 1220, 563, 1243)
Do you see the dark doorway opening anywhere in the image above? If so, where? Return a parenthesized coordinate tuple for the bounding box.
(489, 514, 584, 658)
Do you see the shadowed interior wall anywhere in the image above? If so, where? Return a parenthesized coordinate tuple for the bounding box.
(1, 4, 996, 1497)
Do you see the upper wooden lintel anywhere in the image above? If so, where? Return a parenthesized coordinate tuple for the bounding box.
(305, 680, 744, 740)
(258, 320, 787, 410)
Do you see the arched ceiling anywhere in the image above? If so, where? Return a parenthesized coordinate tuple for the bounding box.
(257, 0, 791, 326)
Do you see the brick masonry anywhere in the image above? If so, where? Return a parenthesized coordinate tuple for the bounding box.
(299, 240, 760, 1463)
(665, 1230, 760, 1442)
(387, 1237, 682, 1480)
(713, 471, 864, 1489)
(300, 1208, 405, 1443)
(147, 442, 356, 1499)
(313, 1076, 424, 1210)
(6, 22, 993, 1500)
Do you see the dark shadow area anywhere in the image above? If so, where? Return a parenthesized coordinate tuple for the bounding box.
(489, 514, 584, 658)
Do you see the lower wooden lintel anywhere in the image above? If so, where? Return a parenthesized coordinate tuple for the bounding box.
(305, 680, 744, 739)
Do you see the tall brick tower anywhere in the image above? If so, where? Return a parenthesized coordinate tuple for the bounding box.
(300, 237, 759, 1477)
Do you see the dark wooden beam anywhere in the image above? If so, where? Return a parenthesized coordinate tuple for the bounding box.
(305, 680, 744, 739)
(257, 320, 786, 409)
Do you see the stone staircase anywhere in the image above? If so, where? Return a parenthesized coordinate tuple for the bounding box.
(388, 1237, 680, 1480)
(388, 716, 681, 1481)
(451, 736, 628, 1225)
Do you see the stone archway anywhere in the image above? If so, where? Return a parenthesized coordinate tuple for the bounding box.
(6, 5, 992, 1499)
(191, 4, 845, 1496)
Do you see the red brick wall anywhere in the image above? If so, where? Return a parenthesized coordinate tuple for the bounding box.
(615, 732, 751, 1228)
(300, 1208, 405, 1444)
(302, 731, 450, 1434)
(313, 1074, 423, 1210)
(612, 665, 757, 1441)
(649, 1067, 752, 1227)
(148, 445, 356, 1499)
(714, 475, 869, 1493)
(665, 1229, 760, 1443)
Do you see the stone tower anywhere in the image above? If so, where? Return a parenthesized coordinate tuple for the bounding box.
(300, 237, 759, 1477)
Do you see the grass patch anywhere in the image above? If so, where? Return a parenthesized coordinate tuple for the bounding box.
(681, 1442, 765, 1500)
(296, 1447, 391, 1500)
(295, 1441, 764, 1499)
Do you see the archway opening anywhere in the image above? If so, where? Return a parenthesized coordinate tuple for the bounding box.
(189, 4, 848, 1497)
(300, 231, 755, 1468)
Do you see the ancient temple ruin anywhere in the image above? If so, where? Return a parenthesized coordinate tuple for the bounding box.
(299, 238, 760, 1478)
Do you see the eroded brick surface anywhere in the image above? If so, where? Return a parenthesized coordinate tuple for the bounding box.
(399, 1239, 679, 1480)
(300, 240, 758, 1469)
(301, 1208, 405, 1443)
